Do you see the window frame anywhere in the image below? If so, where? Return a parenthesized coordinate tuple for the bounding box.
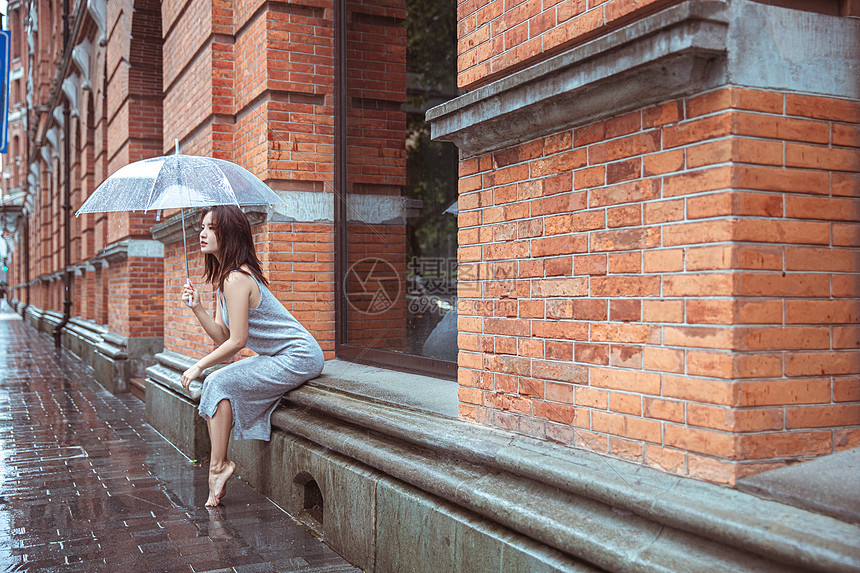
(333, 0, 458, 381)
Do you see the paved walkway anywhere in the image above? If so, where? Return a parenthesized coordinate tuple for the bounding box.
(0, 310, 362, 573)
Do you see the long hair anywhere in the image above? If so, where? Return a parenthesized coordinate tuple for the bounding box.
(201, 205, 268, 292)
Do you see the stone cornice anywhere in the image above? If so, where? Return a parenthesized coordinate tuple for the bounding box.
(150, 207, 267, 245)
(427, 1, 729, 157)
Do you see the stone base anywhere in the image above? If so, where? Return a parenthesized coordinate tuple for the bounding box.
(17, 304, 163, 396)
(145, 378, 211, 461)
(141, 357, 860, 573)
(224, 419, 588, 573)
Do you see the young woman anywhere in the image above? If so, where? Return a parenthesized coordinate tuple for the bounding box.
(180, 205, 324, 507)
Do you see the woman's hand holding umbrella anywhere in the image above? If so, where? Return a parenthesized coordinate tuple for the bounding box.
(183, 283, 200, 309)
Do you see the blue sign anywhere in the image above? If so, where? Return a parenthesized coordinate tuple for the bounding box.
(0, 30, 9, 154)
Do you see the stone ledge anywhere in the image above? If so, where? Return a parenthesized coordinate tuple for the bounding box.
(144, 355, 860, 572)
(280, 385, 860, 573)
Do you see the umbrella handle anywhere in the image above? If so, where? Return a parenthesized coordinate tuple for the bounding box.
(186, 280, 193, 308)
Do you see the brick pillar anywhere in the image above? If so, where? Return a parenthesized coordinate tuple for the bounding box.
(435, 0, 860, 485)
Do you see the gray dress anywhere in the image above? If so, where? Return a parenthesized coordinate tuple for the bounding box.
(198, 273, 325, 441)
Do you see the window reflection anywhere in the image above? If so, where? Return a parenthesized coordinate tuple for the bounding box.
(344, 0, 459, 364)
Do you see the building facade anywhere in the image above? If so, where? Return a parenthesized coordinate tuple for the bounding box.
(3, 0, 859, 570)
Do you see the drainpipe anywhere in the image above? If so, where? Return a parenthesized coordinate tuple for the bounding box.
(54, 0, 72, 348)
(22, 214, 30, 310)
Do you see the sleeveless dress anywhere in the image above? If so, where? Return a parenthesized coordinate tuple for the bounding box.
(197, 273, 325, 441)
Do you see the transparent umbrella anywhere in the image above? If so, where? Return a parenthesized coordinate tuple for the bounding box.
(76, 143, 286, 300)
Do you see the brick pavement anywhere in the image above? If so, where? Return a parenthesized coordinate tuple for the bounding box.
(0, 311, 362, 573)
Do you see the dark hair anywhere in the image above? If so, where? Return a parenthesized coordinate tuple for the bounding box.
(201, 205, 268, 292)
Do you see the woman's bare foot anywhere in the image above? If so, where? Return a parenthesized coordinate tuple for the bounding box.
(205, 459, 235, 507)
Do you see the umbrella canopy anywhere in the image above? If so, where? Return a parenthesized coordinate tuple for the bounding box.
(75, 148, 286, 301)
(76, 153, 285, 216)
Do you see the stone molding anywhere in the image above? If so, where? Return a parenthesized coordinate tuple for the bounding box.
(427, 1, 729, 157)
(427, 0, 859, 158)
(144, 355, 860, 573)
(150, 208, 267, 246)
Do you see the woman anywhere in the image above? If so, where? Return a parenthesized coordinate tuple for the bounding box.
(180, 205, 324, 507)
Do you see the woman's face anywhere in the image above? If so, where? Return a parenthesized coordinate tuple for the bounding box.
(200, 212, 219, 257)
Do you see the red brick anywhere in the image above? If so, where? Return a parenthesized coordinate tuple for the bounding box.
(575, 343, 610, 365)
(786, 301, 860, 324)
(643, 249, 683, 273)
(644, 445, 687, 474)
(785, 196, 860, 221)
(734, 88, 783, 114)
(734, 353, 783, 379)
(663, 165, 732, 197)
(588, 131, 660, 164)
(574, 254, 607, 275)
(733, 112, 830, 144)
(833, 173, 860, 198)
(642, 300, 684, 324)
(687, 404, 783, 432)
(610, 344, 642, 368)
(785, 351, 860, 377)
(643, 149, 684, 176)
(738, 431, 832, 460)
(663, 375, 735, 405)
(736, 327, 830, 351)
(664, 424, 736, 458)
(736, 273, 830, 298)
(609, 299, 641, 322)
(644, 397, 685, 423)
(686, 88, 732, 118)
(734, 165, 831, 195)
(786, 142, 860, 172)
(590, 366, 661, 395)
(533, 400, 577, 425)
(574, 299, 606, 320)
(607, 252, 641, 274)
(835, 328, 860, 350)
(572, 209, 606, 231)
(532, 320, 589, 340)
(833, 123, 860, 148)
(574, 166, 605, 189)
(591, 179, 660, 208)
(545, 340, 573, 361)
(664, 114, 733, 149)
(590, 227, 660, 252)
(663, 220, 733, 247)
(663, 273, 734, 297)
(787, 405, 860, 429)
(687, 350, 733, 379)
(644, 199, 684, 224)
(736, 379, 832, 406)
(833, 376, 860, 402)
(785, 94, 860, 123)
(686, 139, 732, 169)
(546, 299, 575, 319)
(642, 101, 683, 128)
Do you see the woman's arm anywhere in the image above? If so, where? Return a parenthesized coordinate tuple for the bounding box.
(181, 273, 253, 389)
(183, 283, 229, 345)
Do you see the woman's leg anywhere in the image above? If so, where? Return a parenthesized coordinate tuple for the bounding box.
(205, 398, 236, 507)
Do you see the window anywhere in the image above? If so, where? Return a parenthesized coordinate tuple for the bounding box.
(336, 0, 459, 378)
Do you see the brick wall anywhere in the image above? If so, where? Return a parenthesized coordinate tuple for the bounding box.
(161, 0, 336, 361)
(456, 85, 860, 484)
(457, 0, 690, 90)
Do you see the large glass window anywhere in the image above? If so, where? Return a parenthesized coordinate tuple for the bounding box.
(337, 0, 459, 377)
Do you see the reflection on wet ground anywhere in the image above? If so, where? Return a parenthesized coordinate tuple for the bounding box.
(0, 312, 361, 572)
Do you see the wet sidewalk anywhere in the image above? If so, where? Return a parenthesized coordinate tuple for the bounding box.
(0, 311, 362, 573)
